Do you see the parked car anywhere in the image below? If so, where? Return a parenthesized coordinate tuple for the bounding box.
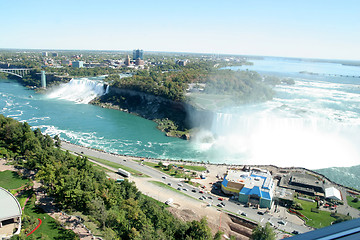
(241, 212, 247, 217)
(292, 230, 299, 235)
(199, 190, 204, 194)
(218, 197, 223, 201)
(257, 211, 265, 215)
(217, 203, 223, 208)
(167, 183, 171, 186)
(278, 220, 286, 225)
(183, 188, 188, 191)
(177, 187, 181, 190)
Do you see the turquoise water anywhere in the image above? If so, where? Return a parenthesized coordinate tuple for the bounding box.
(0, 79, 199, 160)
(1, 57, 360, 188)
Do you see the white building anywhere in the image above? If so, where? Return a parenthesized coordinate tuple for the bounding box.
(325, 187, 342, 201)
(0, 187, 22, 238)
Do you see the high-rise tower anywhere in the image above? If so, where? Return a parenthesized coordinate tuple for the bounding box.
(133, 49, 144, 60)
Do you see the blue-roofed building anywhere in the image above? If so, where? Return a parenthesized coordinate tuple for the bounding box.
(221, 167, 275, 209)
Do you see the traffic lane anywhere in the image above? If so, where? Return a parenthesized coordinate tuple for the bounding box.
(61, 142, 163, 179)
(62, 142, 311, 233)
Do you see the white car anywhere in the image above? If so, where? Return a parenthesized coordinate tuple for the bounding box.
(165, 198, 173, 205)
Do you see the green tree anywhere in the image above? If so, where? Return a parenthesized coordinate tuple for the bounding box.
(213, 231, 224, 240)
(251, 223, 276, 240)
(54, 135, 61, 148)
(185, 218, 212, 240)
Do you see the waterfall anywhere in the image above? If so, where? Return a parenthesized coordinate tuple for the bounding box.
(193, 108, 360, 169)
(47, 78, 109, 104)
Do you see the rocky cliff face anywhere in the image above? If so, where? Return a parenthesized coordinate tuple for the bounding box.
(90, 87, 211, 139)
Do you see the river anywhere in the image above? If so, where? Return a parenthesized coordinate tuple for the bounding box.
(1, 57, 359, 188)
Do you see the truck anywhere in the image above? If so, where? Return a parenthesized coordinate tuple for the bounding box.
(118, 168, 131, 177)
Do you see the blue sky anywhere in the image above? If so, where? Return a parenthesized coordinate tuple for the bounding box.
(1, 0, 359, 60)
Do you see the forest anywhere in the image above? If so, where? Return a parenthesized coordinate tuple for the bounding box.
(106, 61, 274, 103)
(0, 115, 216, 240)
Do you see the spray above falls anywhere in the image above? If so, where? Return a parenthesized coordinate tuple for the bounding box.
(47, 78, 109, 104)
(191, 75, 360, 169)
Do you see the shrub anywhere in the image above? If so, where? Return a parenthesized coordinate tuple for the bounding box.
(292, 202, 303, 210)
(311, 208, 319, 213)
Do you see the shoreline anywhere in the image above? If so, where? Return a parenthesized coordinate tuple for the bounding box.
(61, 140, 360, 195)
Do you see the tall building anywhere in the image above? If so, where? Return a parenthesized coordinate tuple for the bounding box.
(72, 61, 84, 68)
(133, 49, 143, 60)
(125, 55, 131, 66)
(135, 58, 144, 66)
(42, 52, 48, 57)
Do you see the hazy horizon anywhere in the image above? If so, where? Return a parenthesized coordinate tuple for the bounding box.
(1, 0, 359, 61)
(2, 47, 360, 63)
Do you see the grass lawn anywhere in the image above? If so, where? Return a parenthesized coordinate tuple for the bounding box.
(0, 170, 29, 190)
(141, 193, 169, 208)
(136, 160, 205, 178)
(24, 199, 78, 239)
(90, 162, 115, 173)
(182, 165, 206, 172)
(294, 198, 336, 228)
(83, 154, 148, 177)
(347, 196, 360, 210)
(149, 181, 197, 200)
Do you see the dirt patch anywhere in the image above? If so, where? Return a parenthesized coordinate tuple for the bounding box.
(168, 207, 250, 240)
(0, 159, 16, 172)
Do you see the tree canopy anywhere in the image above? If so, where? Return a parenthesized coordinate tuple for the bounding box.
(251, 223, 276, 240)
(0, 114, 213, 240)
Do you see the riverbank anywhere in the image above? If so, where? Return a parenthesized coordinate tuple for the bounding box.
(60, 140, 360, 195)
(62, 140, 360, 237)
(90, 88, 201, 140)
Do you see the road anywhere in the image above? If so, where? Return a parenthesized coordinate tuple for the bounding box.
(61, 141, 313, 235)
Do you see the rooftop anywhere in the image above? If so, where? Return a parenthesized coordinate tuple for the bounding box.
(225, 168, 274, 199)
(0, 187, 22, 222)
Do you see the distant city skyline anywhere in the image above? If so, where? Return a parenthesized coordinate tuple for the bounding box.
(1, 0, 359, 61)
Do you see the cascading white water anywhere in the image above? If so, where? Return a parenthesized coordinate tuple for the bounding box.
(47, 78, 108, 104)
(193, 108, 360, 169)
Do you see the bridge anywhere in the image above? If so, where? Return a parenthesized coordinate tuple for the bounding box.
(0, 68, 33, 78)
